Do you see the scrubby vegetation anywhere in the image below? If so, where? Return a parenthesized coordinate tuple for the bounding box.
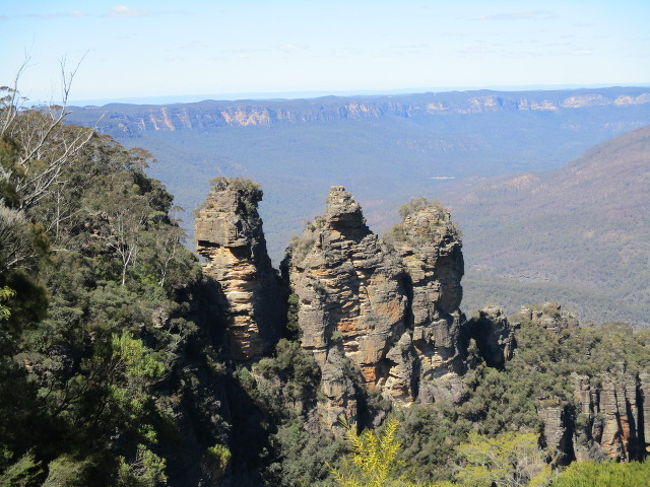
(0, 87, 229, 485)
(333, 424, 649, 487)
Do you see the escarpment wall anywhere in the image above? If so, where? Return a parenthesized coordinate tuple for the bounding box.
(570, 370, 649, 461)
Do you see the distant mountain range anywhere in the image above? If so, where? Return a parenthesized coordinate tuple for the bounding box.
(69, 87, 650, 136)
(443, 126, 650, 326)
(67, 87, 650, 325)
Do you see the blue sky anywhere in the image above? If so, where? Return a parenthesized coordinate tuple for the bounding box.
(1, 0, 649, 103)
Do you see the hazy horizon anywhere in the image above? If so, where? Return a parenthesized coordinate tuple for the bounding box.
(2, 0, 649, 104)
(65, 82, 650, 107)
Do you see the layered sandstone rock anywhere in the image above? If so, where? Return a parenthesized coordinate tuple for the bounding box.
(465, 302, 648, 462)
(283, 188, 467, 425)
(539, 404, 575, 464)
(282, 186, 411, 414)
(466, 305, 517, 369)
(196, 178, 287, 361)
(386, 199, 466, 403)
(513, 304, 649, 462)
(571, 371, 649, 461)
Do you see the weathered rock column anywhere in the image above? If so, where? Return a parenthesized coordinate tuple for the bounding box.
(283, 186, 413, 423)
(195, 178, 287, 361)
(284, 189, 470, 426)
(386, 199, 467, 403)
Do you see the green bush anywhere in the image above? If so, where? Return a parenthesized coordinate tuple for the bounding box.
(550, 459, 650, 487)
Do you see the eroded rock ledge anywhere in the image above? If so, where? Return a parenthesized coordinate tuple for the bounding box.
(474, 302, 650, 462)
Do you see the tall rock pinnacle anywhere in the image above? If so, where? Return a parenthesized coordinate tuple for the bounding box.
(284, 186, 408, 384)
(195, 178, 287, 361)
(386, 198, 466, 403)
(283, 187, 467, 426)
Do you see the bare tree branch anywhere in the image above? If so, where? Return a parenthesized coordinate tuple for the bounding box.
(0, 54, 94, 211)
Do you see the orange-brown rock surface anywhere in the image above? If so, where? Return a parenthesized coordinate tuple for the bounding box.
(571, 370, 649, 461)
(283, 188, 467, 425)
(282, 187, 411, 422)
(195, 178, 287, 361)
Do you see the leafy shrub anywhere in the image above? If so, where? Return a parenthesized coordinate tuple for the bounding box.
(549, 459, 650, 487)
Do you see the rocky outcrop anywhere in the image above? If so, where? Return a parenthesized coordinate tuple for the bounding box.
(283, 188, 467, 425)
(196, 178, 287, 361)
(464, 302, 648, 462)
(506, 303, 649, 462)
(465, 305, 516, 369)
(386, 199, 466, 403)
(282, 186, 412, 421)
(571, 371, 649, 462)
(514, 302, 579, 333)
(539, 404, 575, 465)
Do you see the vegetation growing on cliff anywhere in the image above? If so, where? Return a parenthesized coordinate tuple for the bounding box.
(0, 89, 230, 486)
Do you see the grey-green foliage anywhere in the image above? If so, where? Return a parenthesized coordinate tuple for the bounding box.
(390, 315, 650, 484)
(0, 104, 215, 486)
(42, 455, 93, 487)
(117, 445, 167, 487)
(0, 206, 34, 273)
(0, 452, 43, 487)
(206, 176, 262, 215)
(385, 197, 462, 247)
(231, 339, 344, 487)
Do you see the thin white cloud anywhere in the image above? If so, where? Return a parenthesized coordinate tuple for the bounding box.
(105, 5, 147, 18)
(479, 11, 558, 21)
(101, 5, 192, 19)
(1, 6, 188, 21)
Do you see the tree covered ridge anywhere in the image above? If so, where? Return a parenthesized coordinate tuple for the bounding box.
(0, 86, 233, 486)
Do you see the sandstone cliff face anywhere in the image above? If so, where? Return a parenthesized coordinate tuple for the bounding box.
(386, 199, 466, 403)
(69, 89, 650, 137)
(571, 370, 649, 461)
(283, 188, 466, 425)
(196, 178, 287, 361)
(466, 305, 517, 369)
(523, 304, 648, 461)
(467, 302, 649, 462)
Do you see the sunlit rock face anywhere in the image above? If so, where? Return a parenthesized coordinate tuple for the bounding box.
(386, 199, 467, 404)
(196, 178, 287, 361)
(283, 188, 467, 426)
(569, 369, 649, 462)
(502, 303, 650, 462)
